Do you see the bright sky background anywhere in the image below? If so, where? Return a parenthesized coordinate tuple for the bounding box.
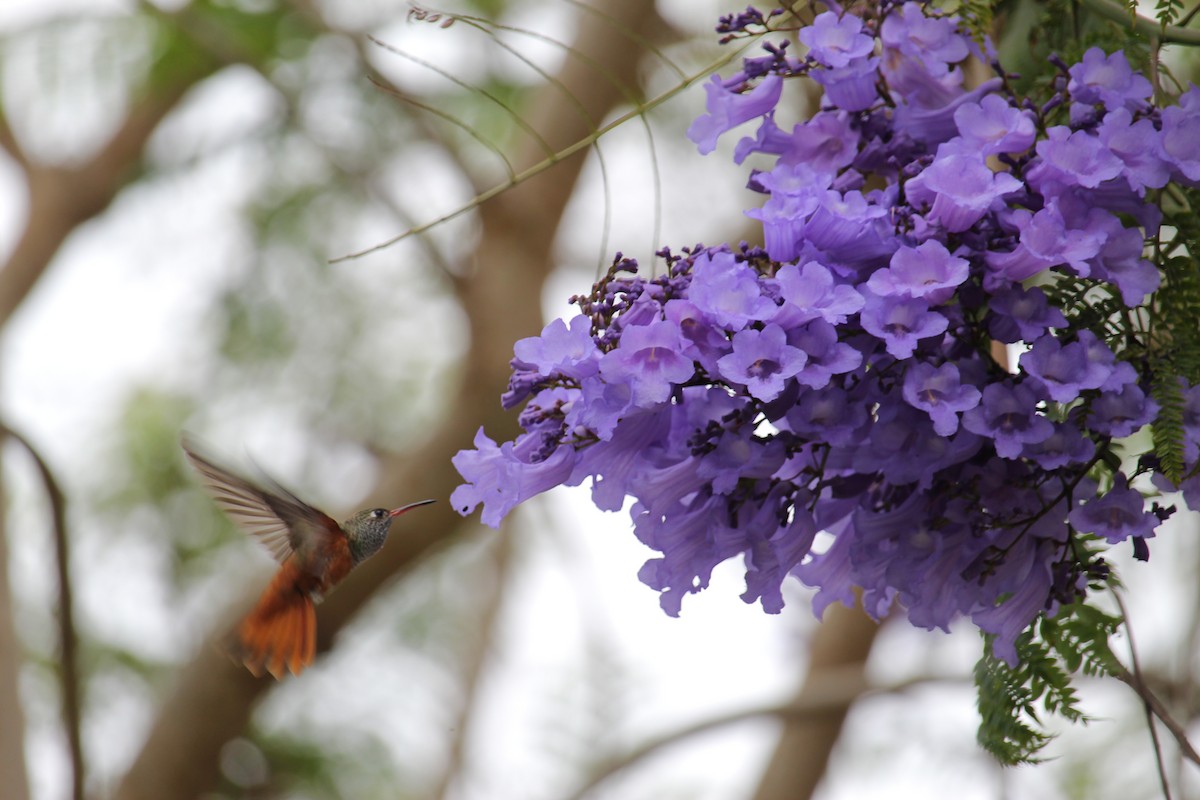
(0, 1, 1197, 799)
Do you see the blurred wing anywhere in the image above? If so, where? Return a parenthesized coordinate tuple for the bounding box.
(182, 436, 343, 566)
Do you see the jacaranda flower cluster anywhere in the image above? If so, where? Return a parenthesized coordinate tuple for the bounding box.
(452, 1, 1200, 664)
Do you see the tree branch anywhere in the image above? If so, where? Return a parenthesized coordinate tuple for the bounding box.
(562, 668, 950, 800)
(0, 40, 218, 330)
(0, 423, 82, 800)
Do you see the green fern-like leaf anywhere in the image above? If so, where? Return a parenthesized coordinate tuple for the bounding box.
(1147, 189, 1200, 481)
(975, 634, 1053, 764)
(975, 602, 1123, 764)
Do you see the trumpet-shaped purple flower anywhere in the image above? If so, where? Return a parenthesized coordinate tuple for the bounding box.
(866, 240, 970, 304)
(1069, 474, 1156, 545)
(689, 73, 783, 154)
(1067, 48, 1152, 113)
(513, 315, 599, 379)
(772, 259, 864, 327)
(860, 292, 949, 359)
(599, 320, 695, 407)
(451, 428, 577, 527)
(1028, 126, 1125, 193)
(1020, 331, 1126, 403)
(962, 382, 1054, 458)
(955, 94, 1036, 155)
(1098, 108, 1170, 193)
(717, 323, 807, 401)
(799, 11, 874, 69)
(688, 251, 777, 330)
(788, 319, 862, 388)
(902, 362, 982, 435)
(987, 284, 1068, 343)
(1023, 421, 1096, 469)
(906, 147, 1022, 232)
(1162, 87, 1200, 183)
(1087, 383, 1158, 438)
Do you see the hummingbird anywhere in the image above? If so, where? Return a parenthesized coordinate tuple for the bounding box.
(182, 437, 435, 679)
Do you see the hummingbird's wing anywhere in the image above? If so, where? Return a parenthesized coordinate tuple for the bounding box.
(182, 437, 345, 568)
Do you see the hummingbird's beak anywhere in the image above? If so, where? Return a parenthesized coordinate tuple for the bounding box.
(389, 499, 436, 517)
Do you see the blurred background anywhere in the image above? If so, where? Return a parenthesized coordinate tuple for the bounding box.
(0, 1, 1198, 798)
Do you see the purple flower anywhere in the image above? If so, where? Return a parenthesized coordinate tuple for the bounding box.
(716, 323, 807, 401)
(893, 79, 1003, 146)
(906, 146, 1022, 232)
(746, 163, 831, 261)
(1067, 48, 1152, 113)
(772, 259, 865, 327)
(1069, 474, 1157, 544)
(810, 56, 882, 112)
(799, 11, 875, 69)
(902, 362, 982, 435)
(852, 402, 982, 487)
(961, 382, 1054, 458)
(973, 538, 1057, 665)
(451, 428, 577, 527)
(663, 298, 730, 373)
(954, 93, 1036, 155)
(635, 492, 729, 616)
(574, 374, 633, 440)
(599, 319, 696, 407)
(802, 190, 895, 262)
(688, 251, 777, 329)
(785, 386, 868, 446)
(1087, 383, 1159, 438)
(859, 291, 949, 359)
(1086, 219, 1160, 306)
(736, 111, 860, 172)
(1162, 86, 1200, 184)
(1028, 126, 1124, 193)
(880, 3, 969, 100)
(1098, 108, 1170, 193)
(788, 319, 862, 388)
(986, 284, 1067, 343)
(512, 315, 599, 379)
(1019, 332, 1119, 403)
(866, 240, 970, 304)
(688, 73, 783, 154)
(1023, 421, 1096, 469)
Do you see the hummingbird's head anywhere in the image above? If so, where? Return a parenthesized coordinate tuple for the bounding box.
(344, 500, 436, 564)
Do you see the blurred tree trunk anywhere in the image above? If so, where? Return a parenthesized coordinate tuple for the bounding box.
(114, 3, 667, 798)
(751, 603, 881, 800)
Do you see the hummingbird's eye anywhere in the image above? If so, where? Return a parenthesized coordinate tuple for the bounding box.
(372, 509, 386, 518)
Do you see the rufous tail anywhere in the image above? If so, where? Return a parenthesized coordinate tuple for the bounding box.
(227, 564, 317, 679)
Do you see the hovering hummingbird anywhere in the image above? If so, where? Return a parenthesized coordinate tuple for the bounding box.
(182, 437, 435, 679)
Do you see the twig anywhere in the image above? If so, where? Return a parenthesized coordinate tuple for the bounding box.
(1112, 589, 1198, 791)
(0, 423, 83, 800)
(559, 669, 950, 800)
(1080, 0, 1200, 45)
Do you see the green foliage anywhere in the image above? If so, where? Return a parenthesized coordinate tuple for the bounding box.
(1147, 188, 1200, 482)
(956, 0, 995, 45)
(1154, 0, 1185, 28)
(975, 603, 1123, 764)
